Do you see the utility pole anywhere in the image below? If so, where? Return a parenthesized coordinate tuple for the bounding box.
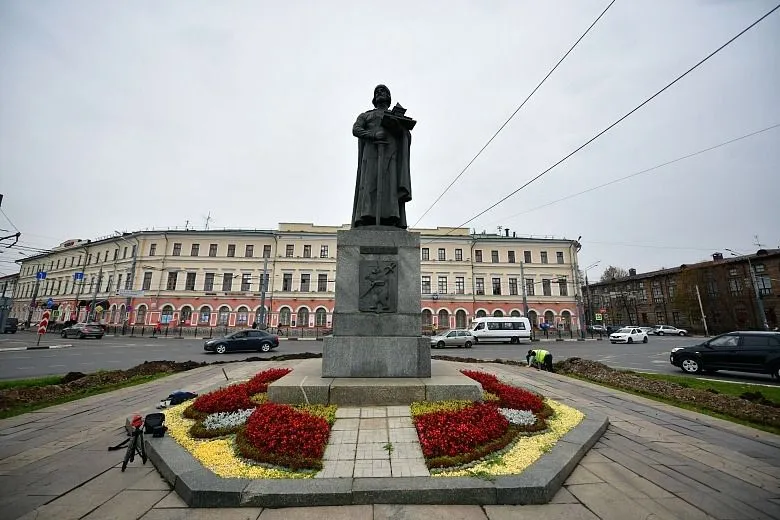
(519, 261, 529, 316)
(695, 284, 709, 337)
(73, 272, 85, 321)
(258, 255, 269, 328)
(585, 273, 595, 328)
(26, 267, 43, 328)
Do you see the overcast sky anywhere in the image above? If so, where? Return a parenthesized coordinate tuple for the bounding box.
(1, 0, 778, 279)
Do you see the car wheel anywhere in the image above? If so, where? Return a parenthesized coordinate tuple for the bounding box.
(627, 337, 633, 344)
(215, 344, 227, 354)
(61, 331, 67, 338)
(658, 331, 665, 336)
(260, 342, 272, 353)
(437, 341, 445, 349)
(643, 336, 648, 343)
(473, 337, 479, 344)
(610, 341, 616, 344)
(96, 335, 103, 340)
(680, 357, 701, 374)
(678, 331, 685, 336)
(464, 341, 473, 348)
(79, 333, 86, 339)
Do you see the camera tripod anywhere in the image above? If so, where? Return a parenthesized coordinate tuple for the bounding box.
(121, 423, 147, 472)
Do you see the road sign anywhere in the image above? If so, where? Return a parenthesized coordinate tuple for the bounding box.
(36, 271, 47, 280)
(46, 298, 54, 308)
(73, 272, 84, 281)
(37, 310, 51, 336)
(118, 289, 145, 297)
(595, 313, 603, 321)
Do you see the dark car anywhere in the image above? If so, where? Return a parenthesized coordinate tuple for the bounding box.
(606, 324, 626, 335)
(2, 317, 18, 334)
(204, 329, 280, 354)
(669, 331, 780, 378)
(60, 323, 104, 339)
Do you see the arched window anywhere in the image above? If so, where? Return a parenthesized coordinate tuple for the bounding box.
(135, 305, 147, 325)
(510, 310, 521, 317)
(544, 310, 555, 324)
(422, 309, 433, 327)
(476, 309, 487, 318)
(528, 310, 538, 327)
(218, 306, 230, 325)
(437, 309, 449, 330)
(254, 307, 268, 328)
(493, 309, 504, 317)
(297, 308, 309, 328)
(119, 305, 127, 323)
(161, 305, 174, 324)
(237, 306, 249, 326)
(110, 305, 117, 323)
(455, 310, 467, 329)
(315, 308, 327, 327)
(199, 306, 211, 325)
(279, 307, 291, 326)
(181, 306, 193, 325)
(561, 310, 572, 330)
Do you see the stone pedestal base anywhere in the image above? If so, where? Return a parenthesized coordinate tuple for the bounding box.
(322, 336, 430, 378)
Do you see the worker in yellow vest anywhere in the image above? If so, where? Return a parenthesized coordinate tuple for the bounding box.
(526, 349, 553, 372)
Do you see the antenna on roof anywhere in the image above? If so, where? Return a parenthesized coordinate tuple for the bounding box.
(754, 234, 765, 249)
(203, 212, 214, 230)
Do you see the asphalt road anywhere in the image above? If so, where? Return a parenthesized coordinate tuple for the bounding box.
(0, 331, 776, 386)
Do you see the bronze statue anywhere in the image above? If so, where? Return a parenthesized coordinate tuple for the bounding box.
(351, 85, 416, 229)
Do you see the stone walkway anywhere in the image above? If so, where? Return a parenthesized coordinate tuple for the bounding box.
(0, 360, 779, 519)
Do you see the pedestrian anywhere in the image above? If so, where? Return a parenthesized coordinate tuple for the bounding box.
(251, 321, 258, 330)
(527, 349, 553, 372)
(154, 322, 162, 336)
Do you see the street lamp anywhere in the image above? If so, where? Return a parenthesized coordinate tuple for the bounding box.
(724, 249, 768, 330)
(582, 261, 601, 329)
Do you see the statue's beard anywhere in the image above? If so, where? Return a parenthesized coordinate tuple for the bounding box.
(375, 95, 390, 107)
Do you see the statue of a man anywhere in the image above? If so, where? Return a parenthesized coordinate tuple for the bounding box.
(351, 84, 413, 229)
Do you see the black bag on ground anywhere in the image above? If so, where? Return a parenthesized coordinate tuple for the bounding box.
(144, 413, 167, 437)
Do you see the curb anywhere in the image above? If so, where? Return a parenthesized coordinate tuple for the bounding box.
(145, 404, 608, 507)
(0, 344, 73, 352)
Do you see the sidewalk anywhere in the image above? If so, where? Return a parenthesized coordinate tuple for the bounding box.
(1, 360, 778, 519)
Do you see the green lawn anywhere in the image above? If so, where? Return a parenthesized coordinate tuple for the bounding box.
(0, 375, 65, 390)
(638, 372, 780, 405)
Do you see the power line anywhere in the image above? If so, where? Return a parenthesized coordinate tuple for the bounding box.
(0, 208, 19, 233)
(584, 240, 750, 252)
(450, 3, 780, 233)
(491, 123, 780, 223)
(412, 0, 617, 228)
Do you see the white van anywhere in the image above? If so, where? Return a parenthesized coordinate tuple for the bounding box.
(469, 316, 532, 344)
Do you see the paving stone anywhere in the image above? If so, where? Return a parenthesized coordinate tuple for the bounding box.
(127, 471, 173, 491)
(582, 462, 673, 498)
(675, 490, 771, 520)
(357, 429, 388, 443)
(139, 508, 263, 520)
(355, 443, 390, 460)
(563, 465, 603, 485)
(360, 407, 387, 418)
(388, 416, 414, 429)
(0, 493, 55, 520)
(323, 442, 356, 461)
(316, 460, 354, 478)
(549, 487, 579, 504)
(334, 408, 361, 419)
(332, 418, 360, 431)
(153, 491, 188, 508)
(82, 489, 169, 520)
(567, 482, 673, 520)
(390, 459, 429, 477)
(359, 418, 387, 429)
(634, 497, 714, 520)
(354, 459, 391, 477)
(389, 442, 424, 460)
(389, 427, 419, 443)
(375, 504, 488, 519)
(257, 505, 372, 520)
(386, 406, 411, 417)
(484, 503, 599, 519)
(329, 429, 358, 444)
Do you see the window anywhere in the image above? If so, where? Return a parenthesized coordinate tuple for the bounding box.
(556, 252, 564, 264)
(260, 273, 269, 291)
(492, 277, 501, 295)
(438, 248, 446, 261)
(190, 244, 200, 256)
(318, 273, 328, 292)
(508, 251, 515, 263)
(315, 308, 327, 327)
(320, 245, 328, 258)
(279, 307, 291, 326)
(264, 245, 272, 258)
(456, 276, 465, 294)
(667, 280, 676, 298)
(558, 278, 568, 296)
(303, 245, 311, 258)
(297, 308, 309, 327)
(526, 278, 535, 296)
(227, 244, 236, 257)
(142, 272, 152, 290)
(672, 311, 681, 325)
(438, 309, 449, 329)
(455, 248, 463, 261)
(123, 247, 128, 259)
(729, 278, 743, 296)
(185, 272, 196, 290)
(491, 251, 499, 263)
(218, 306, 230, 326)
(742, 335, 770, 347)
(475, 277, 485, 295)
(78, 254, 82, 265)
(172, 243, 182, 256)
(87, 254, 92, 265)
(656, 311, 666, 323)
(524, 251, 532, 263)
(209, 244, 218, 257)
(540, 251, 548, 264)
(136, 305, 147, 325)
(282, 273, 292, 291)
(757, 275, 772, 296)
(245, 245, 254, 257)
(300, 274, 310, 292)
(241, 273, 251, 291)
(166, 272, 178, 290)
(125, 271, 133, 289)
(204, 273, 215, 291)
(652, 282, 664, 303)
(509, 278, 518, 295)
(438, 276, 447, 294)
(237, 307, 249, 325)
(709, 335, 739, 347)
(106, 275, 114, 293)
(222, 273, 233, 291)
(421, 248, 429, 261)
(113, 250, 118, 261)
(475, 250, 483, 263)
(198, 306, 211, 325)
(161, 305, 174, 324)
(285, 245, 294, 257)
(116, 275, 122, 292)
(421, 276, 431, 294)
(542, 279, 551, 296)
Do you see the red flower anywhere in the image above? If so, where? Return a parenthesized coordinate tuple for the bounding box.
(243, 403, 330, 460)
(461, 370, 544, 412)
(192, 367, 292, 414)
(414, 403, 509, 458)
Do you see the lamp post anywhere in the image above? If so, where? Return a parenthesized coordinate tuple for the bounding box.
(725, 249, 768, 330)
(582, 261, 601, 329)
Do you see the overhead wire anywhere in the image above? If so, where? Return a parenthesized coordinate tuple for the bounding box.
(412, 0, 617, 227)
(444, 3, 780, 235)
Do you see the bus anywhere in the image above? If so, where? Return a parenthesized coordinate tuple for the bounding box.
(469, 316, 532, 344)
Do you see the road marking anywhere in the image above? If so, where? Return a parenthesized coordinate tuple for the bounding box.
(49, 365, 66, 368)
(695, 377, 778, 388)
(17, 367, 34, 370)
(0, 347, 28, 352)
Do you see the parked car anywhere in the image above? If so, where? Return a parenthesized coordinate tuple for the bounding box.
(2, 317, 18, 334)
(639, 327, 655, 335)
(60, 323, 104, 339)
(653, 325, 688, 336)
(609, 327, 649, 344)
(204, 329, 280, 354)
(430, 329, 475, 349)
(670, 331, 780, 378)
(606, 324, 626, 335)
(588, 325, 607, 334)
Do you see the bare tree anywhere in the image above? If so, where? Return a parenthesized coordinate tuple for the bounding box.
(600, 266, 629, 282)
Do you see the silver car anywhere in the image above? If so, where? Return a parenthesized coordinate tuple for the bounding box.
(430, 329, 475, 349)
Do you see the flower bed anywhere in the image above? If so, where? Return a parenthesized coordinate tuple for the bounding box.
(412, 371, 579, 472)
(167, 367, 335, 477)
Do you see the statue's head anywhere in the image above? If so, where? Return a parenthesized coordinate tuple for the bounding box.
(372, 84, 391, 108)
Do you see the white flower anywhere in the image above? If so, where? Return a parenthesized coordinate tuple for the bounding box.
(499, 408, 536, 426)
(203, 409, 255, 430)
